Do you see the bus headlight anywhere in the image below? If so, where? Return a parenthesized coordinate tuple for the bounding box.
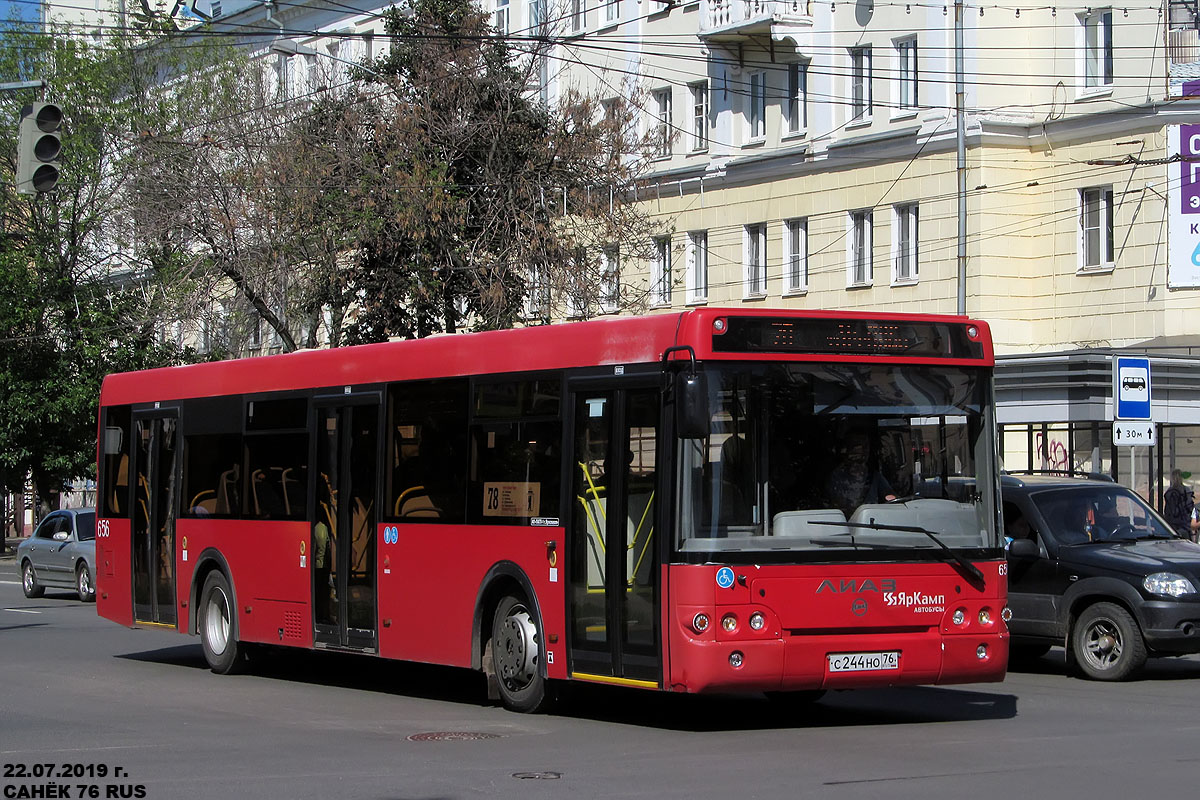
(952, 608, 966, 626)
(729, 651, 744, 668)
(721, 614, 738, 632)
(978, 608, 993, 626)
(749, 612, 766, 631)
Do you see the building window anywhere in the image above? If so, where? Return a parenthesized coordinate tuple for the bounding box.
(601, 246, 620, 312)
(1082, 9, 1114, 89)
(744, 223, 767, 297)
(687, 231, 708, 303)
(604, 0, 620, 24)
(748, 71, 766, 140)
(653, 88, 672, 158)
(896, 37, 918, 112)
(1080, 186, 1115, 269)
(784, 218, 808, 293)
(848, 210, 873, 286)
(494, 0, 510, 34)
(570, 0, 584, 32)
(651, 236, 672, 306)
(850, 46, 873, 122)
(690, 81, 709, 151)
(786, 61, 808, 135)
(893, 203, 919, 283)
(528, 0, 546, 31)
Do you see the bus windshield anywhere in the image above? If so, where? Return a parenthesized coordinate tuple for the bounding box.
(675, 362, 1000, 555)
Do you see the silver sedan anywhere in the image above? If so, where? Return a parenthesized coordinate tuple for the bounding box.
(17, 508, 97, 602)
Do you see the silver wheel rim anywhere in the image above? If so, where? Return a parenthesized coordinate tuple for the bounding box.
(23, 565, 34, 593)
(1081, 616, 1123, 671)
(78, 567, 91, 597)
(205, 587, 231, 657)
(496, 604, 539, 692)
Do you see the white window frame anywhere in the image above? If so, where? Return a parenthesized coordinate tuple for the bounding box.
(651, 236, 672, 306)
(895, 37, 918, 114)
(784, 218, 808, 294)
(1081, 9, 1114, 92)
(604, 0, 621, 25)
(850, 46, 873, 123)
(785, 61, 808, 136)
(744, 223, 768, 297)
(892, 203, 919, 284)
(748, 71, 766, 141)
(847, 210, 873, 286)
(601, 246, 620, 312)
(653, 88, 672, 158)
(690, 81, 709, 151)
(1080, 186, 1115, 270)
(494, 0, 511, 34)
(686, 231, 709, 303)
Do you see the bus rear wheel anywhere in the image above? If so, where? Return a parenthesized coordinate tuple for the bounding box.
(199, 571, 246, 675)
(491, 595, 549, 713)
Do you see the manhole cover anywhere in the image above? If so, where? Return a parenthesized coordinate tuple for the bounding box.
(512, 772, 562, 780)
(407, 731, 504, 742)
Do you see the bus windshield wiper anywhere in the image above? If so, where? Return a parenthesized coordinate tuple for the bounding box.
(833, 520, 986, 588)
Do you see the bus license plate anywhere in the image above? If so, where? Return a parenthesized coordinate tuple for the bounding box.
(827, 651, 900, 673)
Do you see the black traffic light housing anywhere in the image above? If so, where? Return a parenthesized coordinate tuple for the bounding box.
(16, 101, 63, 195)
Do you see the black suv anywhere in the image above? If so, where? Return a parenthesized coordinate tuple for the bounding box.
(1003, 473, 1200, 680)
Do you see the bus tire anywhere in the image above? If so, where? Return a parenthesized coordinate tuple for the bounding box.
(199, 571, 246, 675)
(491, 595, 549, 713)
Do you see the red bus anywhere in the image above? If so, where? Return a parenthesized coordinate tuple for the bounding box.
(95, 308, 1008, 711)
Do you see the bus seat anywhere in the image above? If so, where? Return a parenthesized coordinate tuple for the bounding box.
(189, 490, 217, 515)
(350, 499, 373, 573)
(216, 465, 239, 515)
(111, 454, 129, 514)
(772, 509, 849, 540)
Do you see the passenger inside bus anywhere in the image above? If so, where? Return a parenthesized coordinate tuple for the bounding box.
(824, 430, 897, 518)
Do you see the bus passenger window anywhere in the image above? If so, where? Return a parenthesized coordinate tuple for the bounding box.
(387, 379, 468, 524)
(468, 420, 561, 525)
(101, 406, 131, 519)
(182, 434, 243, 517)
(244, 432, 308, 520)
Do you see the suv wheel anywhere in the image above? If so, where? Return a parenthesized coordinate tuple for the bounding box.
(1070, 602, 1146, 681)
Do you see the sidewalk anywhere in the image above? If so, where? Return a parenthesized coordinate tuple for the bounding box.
(0, 535, 27, 559)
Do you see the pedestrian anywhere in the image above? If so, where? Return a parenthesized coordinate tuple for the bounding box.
(1162, 469, 1199, 541)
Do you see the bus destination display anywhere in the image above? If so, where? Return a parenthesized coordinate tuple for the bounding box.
(712, 317, 984, 359)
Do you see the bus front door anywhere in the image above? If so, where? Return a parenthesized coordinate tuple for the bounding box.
(131, 413, 179, 627)
(568, 383, 662, 686)
(313, 398, 380, 652)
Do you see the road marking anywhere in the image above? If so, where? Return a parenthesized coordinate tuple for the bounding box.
(1, 608, 40, 614)
(0, 580, 22, 586)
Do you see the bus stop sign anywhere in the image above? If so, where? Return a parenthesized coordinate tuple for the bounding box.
(1113, 356, 1151, 420)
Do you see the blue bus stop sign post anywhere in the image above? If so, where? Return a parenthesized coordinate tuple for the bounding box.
(1113, 356, 1154, 446)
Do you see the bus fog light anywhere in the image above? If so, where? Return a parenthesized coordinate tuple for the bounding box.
(976, 644, 988, 660)
(729, 651, 744, 668)
(692, 613, 710, 633)
(979, 608, 992, 626)
(749, 612, 765, 631)
(952, 608, 966, 626)
(722, 614, 738, 632)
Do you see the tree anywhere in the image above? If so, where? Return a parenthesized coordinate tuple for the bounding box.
(338, 0, 667, 341)
(0, 22, 196, 509)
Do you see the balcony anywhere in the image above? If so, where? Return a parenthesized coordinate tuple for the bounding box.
(699, 0, 814, 46)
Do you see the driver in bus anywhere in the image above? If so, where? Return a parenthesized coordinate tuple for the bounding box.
(825, 430, 896, 517)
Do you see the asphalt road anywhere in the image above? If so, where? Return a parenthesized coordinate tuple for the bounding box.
(4, 557, 1200, 800)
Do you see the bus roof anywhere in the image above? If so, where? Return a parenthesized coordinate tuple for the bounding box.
(99, 308, 992, 406)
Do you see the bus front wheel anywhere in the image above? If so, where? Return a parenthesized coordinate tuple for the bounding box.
(199, 571, 246, 675)
(491, 595, 549, 713)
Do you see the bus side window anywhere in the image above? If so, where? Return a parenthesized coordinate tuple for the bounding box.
(101, 406, 132, 519)
(182, 434, 242, 517)
(387, 379, 469, 524)
(243, 396, 309, 521)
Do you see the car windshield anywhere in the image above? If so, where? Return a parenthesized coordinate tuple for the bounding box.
(675, 362, 1000, 555)
(75, 512, 96, 541)
(1031, 486, 1175, 544)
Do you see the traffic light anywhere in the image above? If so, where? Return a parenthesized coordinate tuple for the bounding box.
(15, 101, 63, 196)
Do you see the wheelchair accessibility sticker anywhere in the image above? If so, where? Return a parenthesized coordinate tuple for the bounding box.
(716, 567, 735, 589)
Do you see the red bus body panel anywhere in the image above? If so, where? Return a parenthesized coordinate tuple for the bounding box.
(95, 518, 133, 627)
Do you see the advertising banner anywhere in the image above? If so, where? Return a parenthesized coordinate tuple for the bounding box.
(1168, 124, 1200, 288)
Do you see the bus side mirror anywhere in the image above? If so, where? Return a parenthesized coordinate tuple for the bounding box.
(675, 372, 708, 439)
